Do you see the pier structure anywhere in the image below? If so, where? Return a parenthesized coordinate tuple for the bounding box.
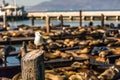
(27, 11, 120, 21)
(0, 0, 27, 21)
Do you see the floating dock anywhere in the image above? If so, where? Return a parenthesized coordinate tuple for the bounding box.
(0, 37, 34, 45)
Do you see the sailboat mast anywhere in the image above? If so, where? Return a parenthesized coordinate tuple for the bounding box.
(13, 0, 17, 16)
(2, 0, 5, 7)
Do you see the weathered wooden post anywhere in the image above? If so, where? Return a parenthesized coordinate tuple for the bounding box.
(21, 50, 44, 80)
(46, 15, 50, 33)
(31, 16, 35, 26)
(3, 11, 6, 28)
(60, 15, 63, 27)
(79, 10, 82, 27)
(101, 14, 104, 27)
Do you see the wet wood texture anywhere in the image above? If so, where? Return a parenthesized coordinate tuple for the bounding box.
(21, 50, 44, 80)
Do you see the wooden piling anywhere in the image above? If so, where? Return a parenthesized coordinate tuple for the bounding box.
(21, 49, 44, 80)
(31, 16, 35, 26)
(79, 10, 82, 27)
(3, 12, 6, 28)
(60, 15, 63, 27)
(46, 15, 50, 33)
(101, 14, 104, 27)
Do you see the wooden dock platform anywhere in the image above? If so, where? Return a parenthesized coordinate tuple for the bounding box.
(0, 37, 34, 45)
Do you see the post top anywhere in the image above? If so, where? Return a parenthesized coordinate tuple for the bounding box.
(22, 49, 44, 61)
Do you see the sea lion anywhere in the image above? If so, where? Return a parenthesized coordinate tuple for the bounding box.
(0, 48, 5, 64)
(12, 73, 22, 80)
(76, 47, 90, 54)
(60, 52, 71, 59)
(17, 41, 27, 60)
(17, 24, 30, 31)
(71, 61, 89, 69)
(99, 50, 112, 58)
(27, 41, 36, 50)
(44, 50, 61, 59)
(69, 74, 83, 80)
(10, 31, 22, 37)
(98, 66, 119, 80)
(78, 54, 90, 59)
(45, 73, 64, 80)
(18, 42, 27, 59)
(95, 57, 106, 63)
(89, 39, 102, 46)
(63, 71, 76, 77)
(115, 58, 120, 66)
(110, 47, 120, 55)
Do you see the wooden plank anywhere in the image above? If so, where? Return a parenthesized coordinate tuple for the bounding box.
(0, 37, 34, 44)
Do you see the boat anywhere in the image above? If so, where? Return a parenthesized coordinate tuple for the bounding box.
(0, 0, 27, 17)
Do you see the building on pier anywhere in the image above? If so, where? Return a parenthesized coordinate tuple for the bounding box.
(0, 0, 27, 17)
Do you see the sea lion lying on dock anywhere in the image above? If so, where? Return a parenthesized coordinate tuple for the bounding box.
(110, 47, 120, 55)
(71, 61, 89, 69)
(98, 66, 119, 80)
(27, 41, 36, 51)
(99, 50, 113, 58)
(0, 48, 5, 64)
(12, 73, 22, 80)
(76, 47, 90, 54)
(0, 45, 16, 65)
(45, 73, 65, 80)
(44, 50, 61, 59)
(115, 58, 120, 66)
(69, 71, 98, 80)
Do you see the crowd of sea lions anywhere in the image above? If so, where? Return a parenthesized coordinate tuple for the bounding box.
(42, 25, 120, 80)
(1, 23, 120, 80)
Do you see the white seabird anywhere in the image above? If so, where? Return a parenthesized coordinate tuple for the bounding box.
(34, 31, 45, 49)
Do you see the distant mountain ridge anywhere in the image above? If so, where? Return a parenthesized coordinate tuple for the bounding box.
(29, 0, 120, 11)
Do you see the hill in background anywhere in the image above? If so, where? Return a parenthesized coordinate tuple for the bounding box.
(29, 0, 120, 11)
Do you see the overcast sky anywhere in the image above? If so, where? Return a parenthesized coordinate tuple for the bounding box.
(1, 0, 50, 6)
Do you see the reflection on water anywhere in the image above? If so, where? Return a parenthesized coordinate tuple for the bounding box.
(13, 44, 22, 51)
(4, 44, 21, 66)
(7, 56, 20, 66)
(8, 20, 120, 28)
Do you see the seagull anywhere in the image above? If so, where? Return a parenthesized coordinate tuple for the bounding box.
(34, 31, 45, 49)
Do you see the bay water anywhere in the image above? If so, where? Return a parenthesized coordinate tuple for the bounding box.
(8, 20, 120, 28)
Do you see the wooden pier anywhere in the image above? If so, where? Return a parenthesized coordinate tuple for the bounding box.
(27, 11, 120, 21)
(0, 37, 34, 45)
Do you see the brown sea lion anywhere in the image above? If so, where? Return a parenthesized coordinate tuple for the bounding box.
(76, 47, 90, 54)
(98, 66, 119, 80)
(60, 52, 71, 59)
(71, 61, 89, 69)
(18, 42, 27, 59)
(45, 73, 64, 80)
(0, 48, 5, 64)
(69, 74, 83, 80)
(110, 47, 120, 55)
(27, 41, 36, 50)
(44, 50, 61, 59)
(115, 58, 120, 66)
(12, 73, 22, 80)
(0, 77, 11, 80)
(10, 31, 22, 37)
(95, 57, 106, 63)
(99, 50, 112, 58)
(78, 54, 90, 59)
